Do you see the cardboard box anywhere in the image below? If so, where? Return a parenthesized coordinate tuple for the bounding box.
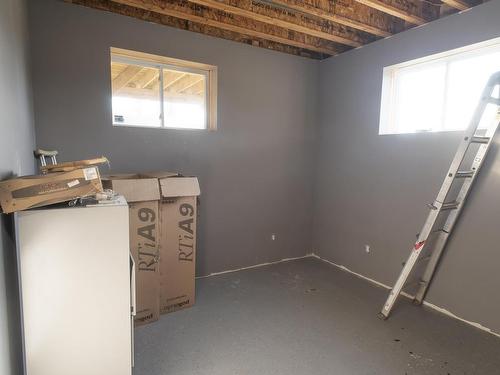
(154, 174, 200, 314)
(0, 167, 102, 213)
(102, 175, 161, 326)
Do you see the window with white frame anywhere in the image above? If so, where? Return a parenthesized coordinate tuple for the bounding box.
(379, 38, 500, 135)
(110, 47, 217, 130)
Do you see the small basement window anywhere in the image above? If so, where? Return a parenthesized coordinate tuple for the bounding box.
(110, 47, 217, 130)
(380, 38, 500, 135)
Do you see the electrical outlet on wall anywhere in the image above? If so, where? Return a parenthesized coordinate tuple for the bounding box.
(364, 244, 370, 253)
(271, 234, 276, 241)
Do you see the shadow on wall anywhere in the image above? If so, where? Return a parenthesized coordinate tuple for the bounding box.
(1, 212, 23, 375)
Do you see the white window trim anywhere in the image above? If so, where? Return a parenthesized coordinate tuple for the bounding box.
(379, 36, 500, 135)
(110, 47, 217, 131)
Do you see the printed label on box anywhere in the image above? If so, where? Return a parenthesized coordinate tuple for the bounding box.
(67, 179, 80, 188)
(83, 167, 98, 181)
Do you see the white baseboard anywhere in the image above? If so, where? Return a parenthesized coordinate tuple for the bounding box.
(310, 253, 500, 339)
(196, 254, 313, 279)
(197, 252, 499, 338)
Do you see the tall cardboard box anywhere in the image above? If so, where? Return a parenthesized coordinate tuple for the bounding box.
(102, 175, 161, 326)
(142, 172, 200, 314)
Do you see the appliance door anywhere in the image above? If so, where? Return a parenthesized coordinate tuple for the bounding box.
(17, 204, 132, 375)
(130, 252, 136, 367)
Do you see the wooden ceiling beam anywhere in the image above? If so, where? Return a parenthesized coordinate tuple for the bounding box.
(107, 0, 344, 55)
(167, 74, 204, 93)
(65, 0, 483, 60)
(354, 0, 434, 25)
(189, 80, 205, 95)
(266, 0, 393, 37)
(135, 69, 159, 88)
(178, 77, 205, 93)
(187, 0, 369, 47)
(112, 65, 143, 93)
(65, 0, 338, 59)
(441, 0, 469, 11)
(117, 86, 204, 101)
(164, 72, 187, 90)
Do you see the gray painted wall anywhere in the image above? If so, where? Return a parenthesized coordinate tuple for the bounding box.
(0, 0, 36, 374)
(28, 0, 318, 277)
(314, 0, 500, 332)
(27, 0, 500, 337)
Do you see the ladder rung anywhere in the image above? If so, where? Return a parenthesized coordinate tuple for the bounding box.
(432, 228, 450, 234)
(379, 74, 500, 320)
(471, 136, 490, 144)
(405, 279, 427, 288)
(455, 170, 475, 178)
(441, 201, 460, 210)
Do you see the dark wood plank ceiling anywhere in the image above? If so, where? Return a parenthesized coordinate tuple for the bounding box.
(64, 0, 485, 59)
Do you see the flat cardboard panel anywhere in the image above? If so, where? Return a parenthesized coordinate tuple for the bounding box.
(140, 171, 179, 179)
(159, 177, 200, 198)
(159, 196, 197, 314)
(129, 201, 160, 326)
(104, 173, 139, 179)
(0, 168, 103, 213)
(102, 177, 160, 203)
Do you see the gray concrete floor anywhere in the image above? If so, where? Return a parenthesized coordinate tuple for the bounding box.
(134, 257, 500, 375)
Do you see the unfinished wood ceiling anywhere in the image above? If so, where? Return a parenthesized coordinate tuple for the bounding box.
(111, 61, 205, 101)
(65, 0, 485, 59)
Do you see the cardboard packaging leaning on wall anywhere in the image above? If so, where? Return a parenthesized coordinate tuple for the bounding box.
(102, 175, 161, 326)
(142, 172, 200, 314)
(0, 167, 103, 213)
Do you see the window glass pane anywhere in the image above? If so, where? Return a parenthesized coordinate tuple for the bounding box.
(444, 51, 500, 131)
(393, 62, 446, 133)
(111, 61, 161, 127)
(163, 69, 206, 129)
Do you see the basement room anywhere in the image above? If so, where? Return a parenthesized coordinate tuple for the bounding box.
(1, 0, 500, 374)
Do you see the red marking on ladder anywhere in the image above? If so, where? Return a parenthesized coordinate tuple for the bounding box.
(414, 241, 425, 251)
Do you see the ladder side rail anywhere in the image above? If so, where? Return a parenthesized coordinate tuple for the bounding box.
(414, 119, 500, 303)
(379, 73, 500, 319)
(435, 74, 499, 204)
(434, 95, 492, 205)
(379, 208, 441, 318)
(379, 122, 486, 318)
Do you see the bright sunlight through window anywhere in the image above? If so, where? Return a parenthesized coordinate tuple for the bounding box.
(380, 38, 500, 135)
(110, 48, 217, 130)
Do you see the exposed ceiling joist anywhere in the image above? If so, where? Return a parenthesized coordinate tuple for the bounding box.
(112, 62, 206, 99)
(190, 80, 205, 94)
(65, 0, 479, 60)
(266, 0, 393, 37)
(353, 0, 433, 25)
(187, 0, 369, 47)
(118, 86, 203, 101)
(66, 0, 333, 59)
(108, 0, 344, 55)
(441, 0, 469, 11)
(164, 72, 187, 90)
(135, 69, 159, 88)
(167, 74, 204, 93)
(112, 65, 142, 93)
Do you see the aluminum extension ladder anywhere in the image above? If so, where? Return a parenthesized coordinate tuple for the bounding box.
(379, 71, 500, 319)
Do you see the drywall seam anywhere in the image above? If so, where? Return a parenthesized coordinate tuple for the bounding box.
(196, 254, 314, 279)
(310, 253, 500, 339)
